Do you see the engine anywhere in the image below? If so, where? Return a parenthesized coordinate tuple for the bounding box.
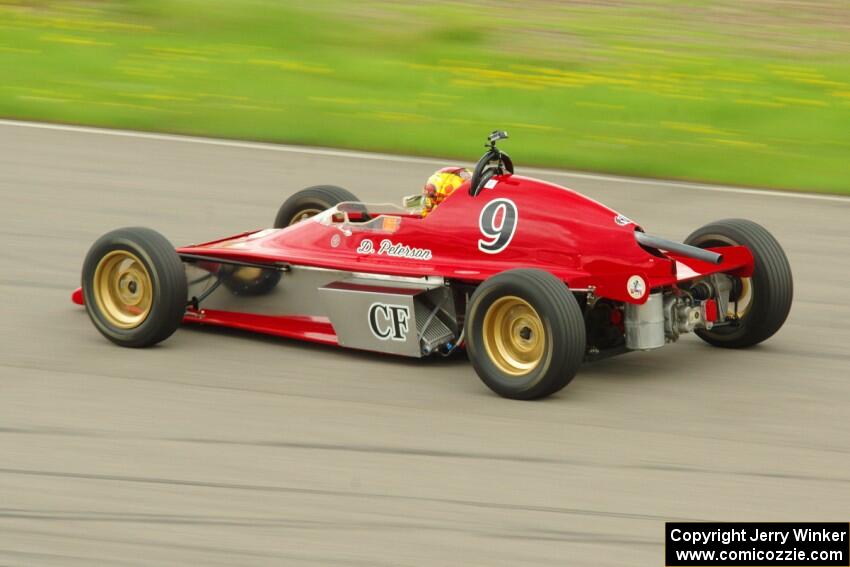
(623, 275, 732, 351)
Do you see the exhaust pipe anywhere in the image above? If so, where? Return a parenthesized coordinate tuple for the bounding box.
(635, 231, 723, 265)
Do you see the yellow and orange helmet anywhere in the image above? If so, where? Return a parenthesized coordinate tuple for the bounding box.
(421, 167, 471, 217)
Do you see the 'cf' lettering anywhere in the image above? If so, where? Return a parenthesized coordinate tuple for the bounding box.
(368, 303, 410, 341)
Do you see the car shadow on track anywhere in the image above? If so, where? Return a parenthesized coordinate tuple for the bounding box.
(177, 324, 754, 404)
(178, 323, 471, 369)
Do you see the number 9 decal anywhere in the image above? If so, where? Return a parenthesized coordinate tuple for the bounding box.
(478, 198, 518, 254)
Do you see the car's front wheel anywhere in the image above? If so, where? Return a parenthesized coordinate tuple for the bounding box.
(465, 269, 586, 400)
(82, 227, 187, 347)
(219, 265, 282, 296)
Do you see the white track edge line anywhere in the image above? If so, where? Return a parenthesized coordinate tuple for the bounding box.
(3, 118, 848, 203)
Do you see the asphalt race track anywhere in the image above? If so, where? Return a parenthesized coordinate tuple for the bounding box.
(1, 121, 849, 566)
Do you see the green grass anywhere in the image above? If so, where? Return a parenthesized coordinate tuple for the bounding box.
(2, 0, 849, 193)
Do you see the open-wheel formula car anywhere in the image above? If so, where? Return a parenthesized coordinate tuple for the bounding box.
(72, 131, 793, 400)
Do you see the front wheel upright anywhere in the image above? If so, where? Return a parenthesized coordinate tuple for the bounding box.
(465, 269, 586, 400)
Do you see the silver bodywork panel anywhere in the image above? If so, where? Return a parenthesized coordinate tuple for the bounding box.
(318, 277, 455, 357)
(185, 262, 455, 357)
(186, 263, 347, 317)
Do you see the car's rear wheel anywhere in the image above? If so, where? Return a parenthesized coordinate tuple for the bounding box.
(274, 185, 360, 227)
(465, 269, 586, 400)
(256, 185, 360, 296)
(82, 227, 187, 347)
(685, 218, 792, 348)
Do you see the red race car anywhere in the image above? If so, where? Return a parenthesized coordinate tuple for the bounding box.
(72, 131, 792, 399)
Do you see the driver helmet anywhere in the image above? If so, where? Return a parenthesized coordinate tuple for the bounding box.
(421, 167, 471, 217)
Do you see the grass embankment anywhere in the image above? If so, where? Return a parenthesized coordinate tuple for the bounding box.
(1, 0, 849, 193)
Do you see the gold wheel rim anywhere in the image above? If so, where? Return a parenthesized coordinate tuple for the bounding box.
(93, 250, 153, 329)
(482, 296, 546, 376)
(289, 208, 321, 226)
(229, 266, 263, 282)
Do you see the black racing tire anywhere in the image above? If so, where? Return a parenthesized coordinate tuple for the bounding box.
(274, 185, 360, 228)
(82, 227, 187, 348)
(685, 219, 792, 348)
(465, 269, 586, 400)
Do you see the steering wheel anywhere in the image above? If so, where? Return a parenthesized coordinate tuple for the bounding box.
(469, 131, 514, 197)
